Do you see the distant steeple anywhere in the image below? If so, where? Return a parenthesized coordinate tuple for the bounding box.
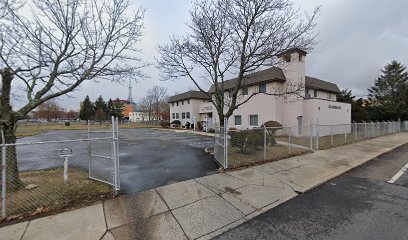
(128, 79, 133, 103)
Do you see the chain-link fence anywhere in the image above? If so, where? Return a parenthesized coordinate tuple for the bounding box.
(0, 117, 120, 223)
(214, 119, 228, 168)
(216, 120, 408, 169)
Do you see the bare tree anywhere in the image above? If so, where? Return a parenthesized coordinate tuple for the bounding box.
(157, 0, 320, 126)
(0, 0, 145, 190)
(148, 85, 168, 121)
(32, 100, 64, 120)
(139, 95, 154, 122)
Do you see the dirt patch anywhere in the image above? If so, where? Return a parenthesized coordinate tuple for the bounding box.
(0, 168, 113, 226)
(224, 187, 241, 195)
(228, 144, 311, 169)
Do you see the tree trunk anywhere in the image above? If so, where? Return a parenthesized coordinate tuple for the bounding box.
(218, 113, 225, 127)
(1, 123, 23, 191)
(1, 68, 23, 191)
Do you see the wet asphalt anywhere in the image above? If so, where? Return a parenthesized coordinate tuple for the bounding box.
(16, 128, 218, 194)
(215, 144, 408, 240)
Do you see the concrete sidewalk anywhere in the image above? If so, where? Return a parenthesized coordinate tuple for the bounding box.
(2, 132, 407, 240)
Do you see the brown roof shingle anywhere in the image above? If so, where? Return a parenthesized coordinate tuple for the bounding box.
(168, 90, 209, 103)
(305, 76, 341, 94)
(208, 67, 286, 92)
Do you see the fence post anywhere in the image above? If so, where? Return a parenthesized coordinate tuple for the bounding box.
(309, 120, 313, 150)
(288, 127, 292, 155)
(1, 129, 7, 218)
(115, 117, 120, 190)
(263, 127, 266, 161)
(316, 119, 320, 150)
(224, 118, 228, 169)
(363, 121, 367, 139)
(111, 117, 118, 193)
(353, 122, 357, 142)
(330, 125, 334, 146)
(344, 124, 347, 143)
(87, 120, 91, 178)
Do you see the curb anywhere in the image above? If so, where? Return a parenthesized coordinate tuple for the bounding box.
(300, 141, 408, 194)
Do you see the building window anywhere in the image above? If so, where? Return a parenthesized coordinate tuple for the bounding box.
(172, 102, 174, 107)
(186, 112, 190, 119)
(188, 99, 190, 104)
(172, 113, 175, 119)
(242, 87, 248, 95)
(249, 115, 258, 126)
(234, 115, 242, 125)
(175, 113, 179, 119)
(182, 112, 186, 119)
(176, 101, 179, 106)
(313, 90, 318, 97)
(182, 100, 184, 105)
(259, 84, 266, 93)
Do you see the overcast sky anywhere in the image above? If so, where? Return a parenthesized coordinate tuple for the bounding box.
(55, 0, 408, 110)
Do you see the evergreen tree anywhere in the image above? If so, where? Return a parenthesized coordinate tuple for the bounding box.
(337, 89, 370, 122)
(367, 61, 408, 120)
(107, 99, 115, 118)
(113, 98, 125, 120)
(106, 98, 124, 119)
(94, 95, 107, 123)
(79, 95, 95, 120)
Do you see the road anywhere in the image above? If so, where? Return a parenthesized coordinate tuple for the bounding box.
(215, 144, 408, 240)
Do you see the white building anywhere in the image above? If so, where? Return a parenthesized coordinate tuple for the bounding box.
(168, 48, 351, 134)
(129, 110, 146, 122)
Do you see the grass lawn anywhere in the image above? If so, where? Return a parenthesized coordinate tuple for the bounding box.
(16, 122, 159, 138)
(228, 144, 311, 169)
(275, 133, 360, 150)
(1, 168, 113, 226)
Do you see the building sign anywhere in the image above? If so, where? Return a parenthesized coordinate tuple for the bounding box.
(201, 105, 213, 112)
(328, 105, 341, 110)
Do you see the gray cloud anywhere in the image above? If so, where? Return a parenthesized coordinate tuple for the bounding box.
(56, 0, 408, 109)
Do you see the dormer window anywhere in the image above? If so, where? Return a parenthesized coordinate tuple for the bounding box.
(259, 84, 266, 93)
(299, 55, 304, 62)
(242, 87, 248, 95)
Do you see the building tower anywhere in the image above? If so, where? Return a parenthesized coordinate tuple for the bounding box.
(127, 79, 134, 103)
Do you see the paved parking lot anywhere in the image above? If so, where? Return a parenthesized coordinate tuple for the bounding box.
(16, 128, 218, 194)
(118, 128, 217, 193)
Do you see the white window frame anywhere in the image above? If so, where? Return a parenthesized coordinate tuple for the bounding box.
(249, 114, 258, 126)
(234, 115, 242, 125)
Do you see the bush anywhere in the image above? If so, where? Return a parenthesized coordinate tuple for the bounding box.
(185, 121, 191, 129)
(208, 128, 215, 133)
(229, 128, 277, 153)
(229, 129, 264, 153)
(171, 120, 181, 128)
(262, 120, 282, 129)
(65, 122, 71, 126)
(197, 121, 204, 131)
(160, 121, 170, 128)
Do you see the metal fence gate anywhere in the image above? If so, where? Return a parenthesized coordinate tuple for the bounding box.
(0, 117, 120, 219)
(214, 118, 228, 169)
(88, 117, 120, 191)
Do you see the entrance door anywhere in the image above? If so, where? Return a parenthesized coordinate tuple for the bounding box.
(297, 116, 303, 135)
